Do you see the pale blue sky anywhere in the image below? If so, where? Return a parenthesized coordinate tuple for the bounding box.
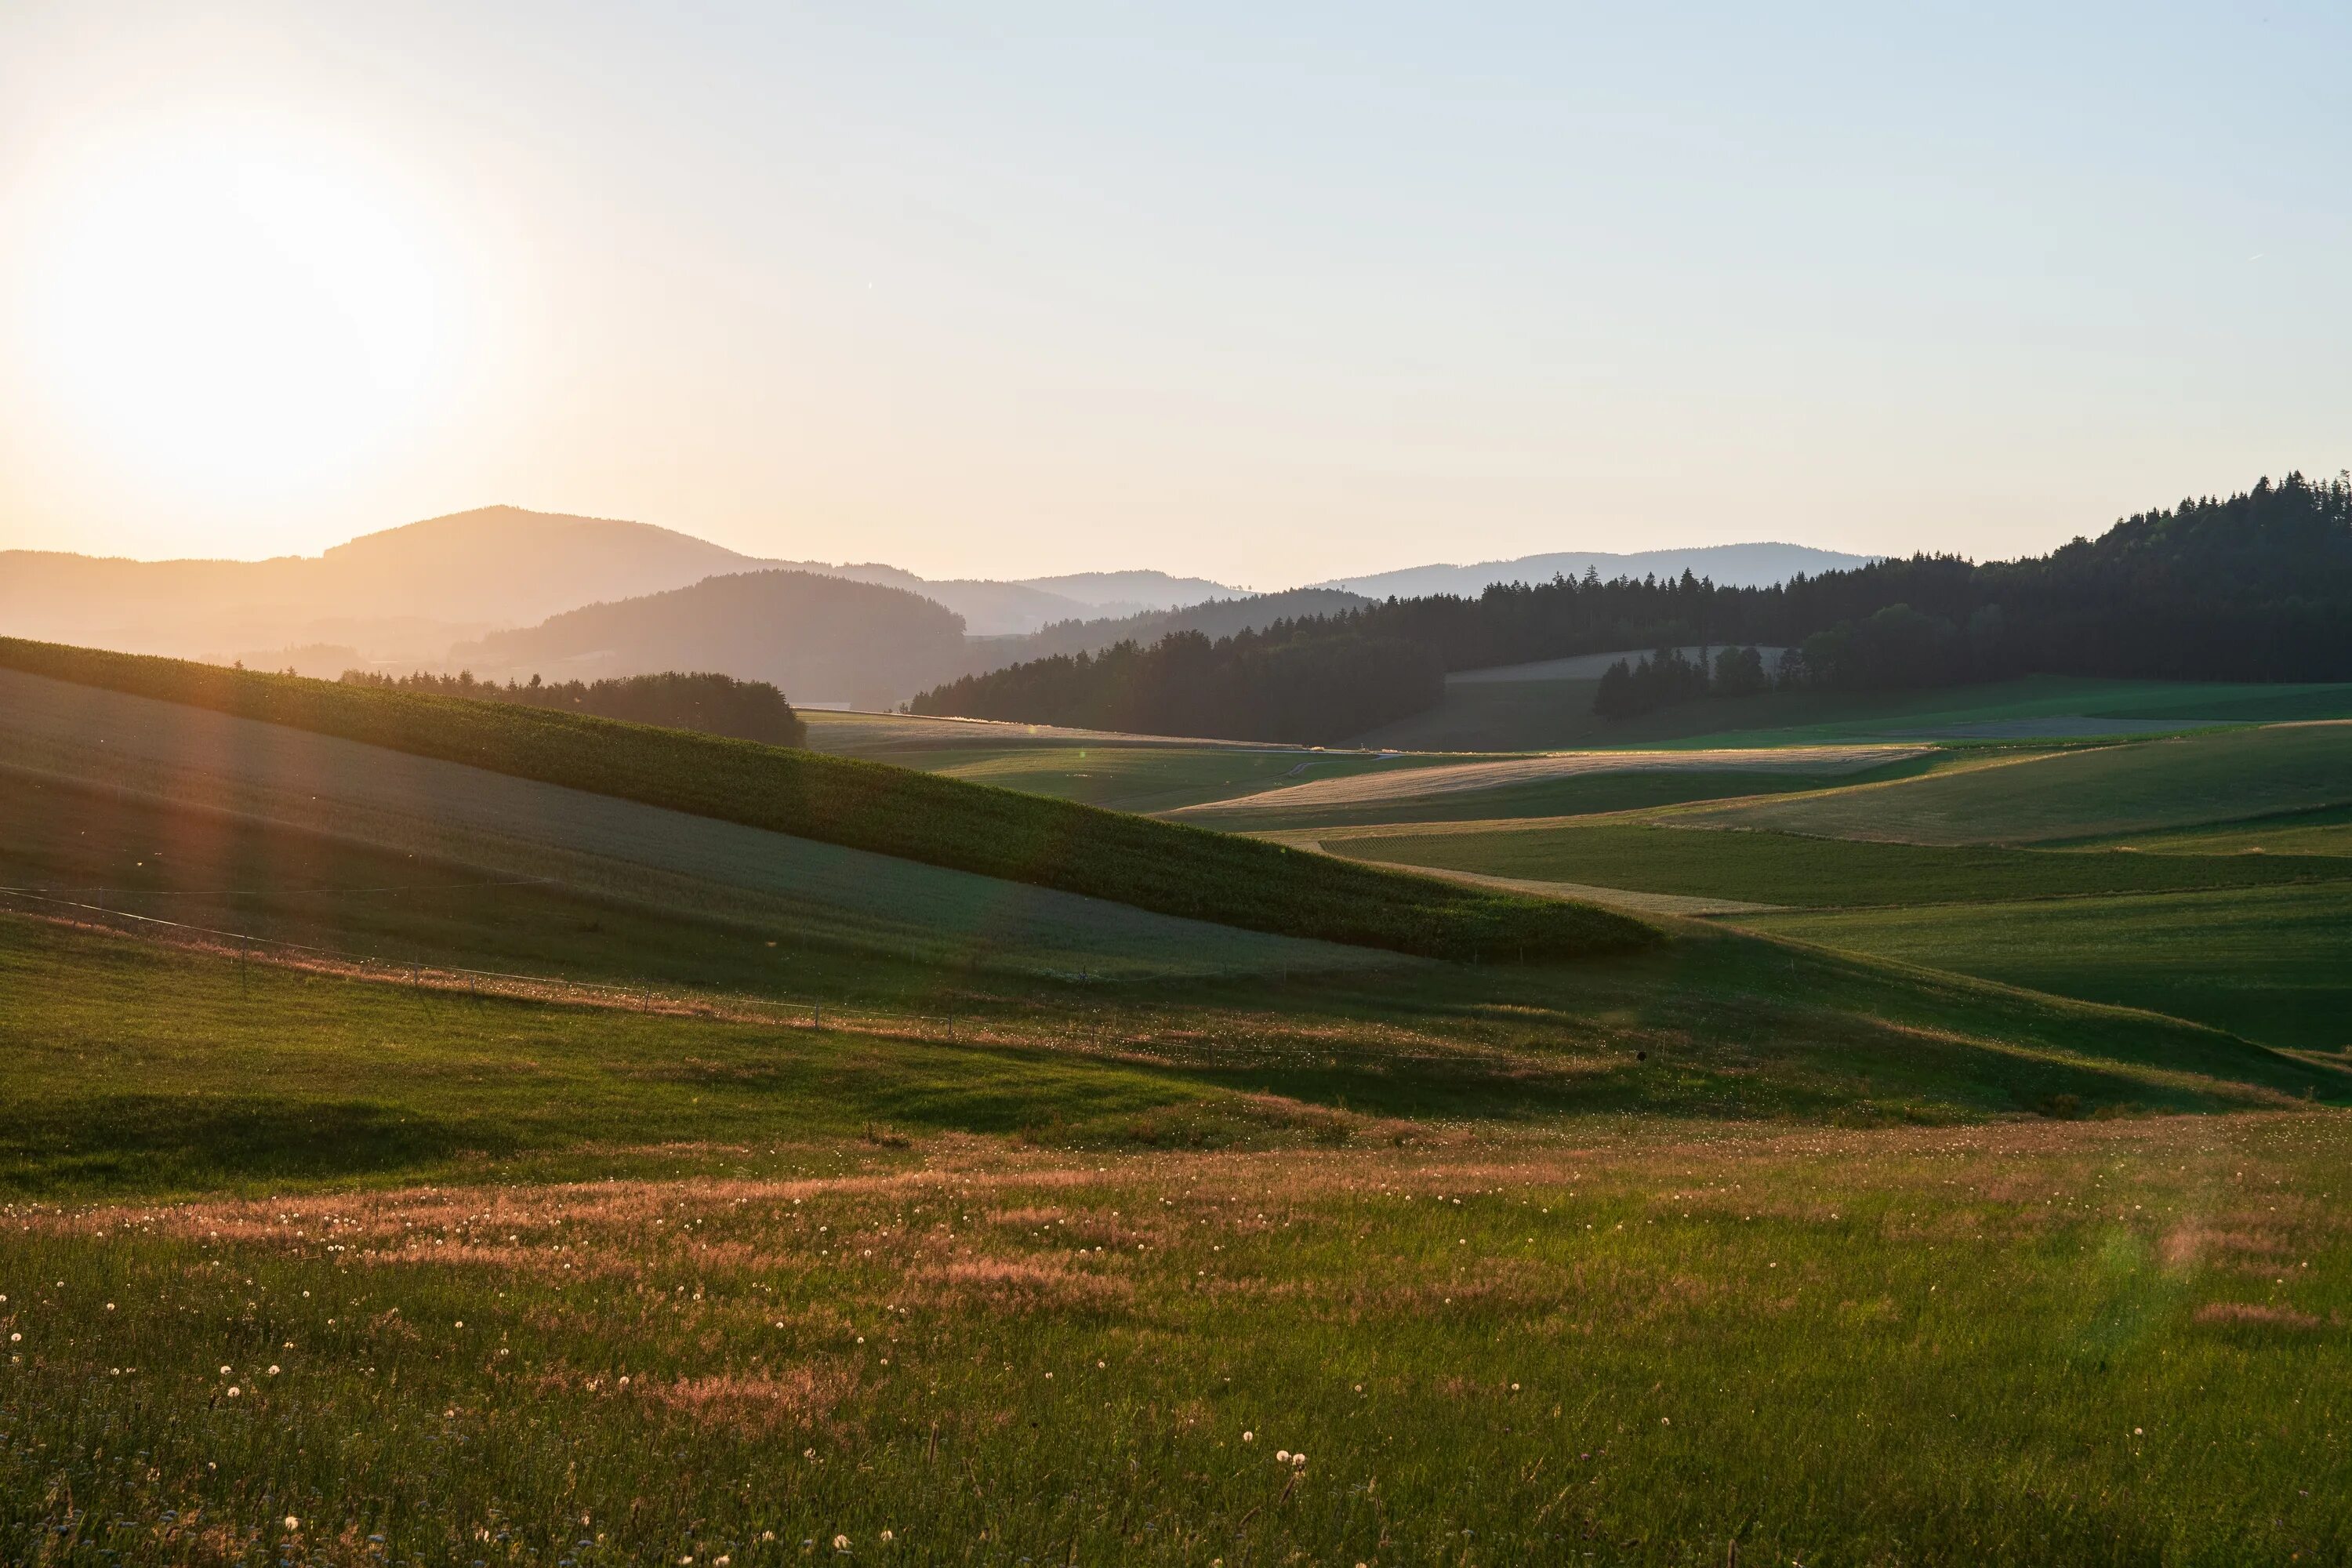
(2, 2, 2344, 583)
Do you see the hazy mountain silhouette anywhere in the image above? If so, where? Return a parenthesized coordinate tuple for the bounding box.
(448, 569, 970, 710)
(1, 505, 1215, 664)
(1308, 543, 1878, 599)
(0, 506, 759, 666)
(971, 588, 1374, 673)
(1014, 570, 1240, 615)
(5, 506, 1881, 697)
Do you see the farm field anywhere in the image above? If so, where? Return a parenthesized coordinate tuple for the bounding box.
(1350, 670, 2352, 755)
(2071, 803, 2352, 857)
(1742, 882, 2352, 1054)
(888, 746, 1459, 815)
(1681, 723, 2352, 844)
(1170, 744, 1931, 826)
(797, 709, 1303, 760)
(1323, 819, 2352, 911)
(12, 655, 2352, 1563)
(0, 644, 1643, 965)
(0, 920, 2346, 1563)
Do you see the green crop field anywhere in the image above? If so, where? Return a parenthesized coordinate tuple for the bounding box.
(1168, 759, 1947, 831)
(898, 746, 1459, 815)
(1682, 724, 2352, 844)
(1743, 882, 2352, 1054)
(0, 642, 1649, 964)
(2070, 803, 2352, 857)
(1326, 819, 2352, 909)
(1352, 670, 2352, 754)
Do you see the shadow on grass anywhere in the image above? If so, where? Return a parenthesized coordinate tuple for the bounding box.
(0, 1094, 504, 1195)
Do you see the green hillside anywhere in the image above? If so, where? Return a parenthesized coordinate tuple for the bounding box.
(1744, 883, 2352, 1053)
(1682, 723, 2352, 844)
(1329, 819, 2352, 909)
(1352, 670, 2352, 754)
(0, 638, 1649, 964)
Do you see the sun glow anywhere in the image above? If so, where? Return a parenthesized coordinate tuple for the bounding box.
(19, 129, 464, 496)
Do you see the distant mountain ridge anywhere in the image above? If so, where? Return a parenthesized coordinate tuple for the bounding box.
(5, 505, 1881, 703)
(450, 568, 970, 710)
(1309, 543, 1879, 600)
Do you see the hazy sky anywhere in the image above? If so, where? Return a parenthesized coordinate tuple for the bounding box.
(2, 2, 2345, 586)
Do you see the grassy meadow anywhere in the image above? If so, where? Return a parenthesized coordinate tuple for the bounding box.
(1678, 723, 2352, 844)
(1327, 820, 2352, 909)
(1351, 670, 2352, 754)
(0, 644, 1648, 964)
(9, 658, 2352, 1562)
(1744, 883, 2352, 1055)
(2, 916, 2349, 1563)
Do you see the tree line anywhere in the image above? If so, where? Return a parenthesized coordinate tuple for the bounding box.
(916, 473, 2352, 740)
(338, 669, 806, 746)
(910, 626, 1443, 745)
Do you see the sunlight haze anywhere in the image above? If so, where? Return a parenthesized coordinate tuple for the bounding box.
(2, 1, 2346, 583)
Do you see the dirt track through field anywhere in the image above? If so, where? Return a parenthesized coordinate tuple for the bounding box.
(1169, 743, 1931, 821)
(0, 668, 1388, 978)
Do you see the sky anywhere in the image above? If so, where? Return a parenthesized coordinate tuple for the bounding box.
(1, 2, 2346, 587)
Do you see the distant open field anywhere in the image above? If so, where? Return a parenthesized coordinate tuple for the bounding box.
(1744, 882, 2352, 1054)
(1170, 744, 1929, 825)
(1324, 819, 2352, 911)
(1352, 671, 2352, 754)
(888, 745, 1460, 814)
(798, 708, 1304, 760)
(1682, 723, 2352, 844)
(2067, 802, 2352, 857)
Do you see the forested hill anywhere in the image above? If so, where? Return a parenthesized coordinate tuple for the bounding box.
(910, 473, 2352, 742)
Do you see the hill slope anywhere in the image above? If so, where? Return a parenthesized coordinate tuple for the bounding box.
(0, 638, 1652, 964)
(448, 568, 971, 708)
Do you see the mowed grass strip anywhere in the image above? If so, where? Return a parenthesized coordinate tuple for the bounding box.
(1680, 722, 2352, 844)
(1741, 881, 2352, 1054)
(2, 1115, 2346, 1564)
(1328, 819, 2352, 908)
(0, 639, 1652, 964)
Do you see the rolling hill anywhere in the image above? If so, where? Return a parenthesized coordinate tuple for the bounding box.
(0, 637, 1652, 964)
(445, 568, 972, 709)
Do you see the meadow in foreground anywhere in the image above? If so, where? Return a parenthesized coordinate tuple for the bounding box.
(2, 913, 2349, 1564)
(4, 1110, 2345, 1566)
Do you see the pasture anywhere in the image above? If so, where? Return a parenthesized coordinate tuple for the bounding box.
(1744, 882, 2352, 1054)
(0, 924, 2344, 1564)
(0, 645, 1648, 964)
(1682, 724, 2352, 844)
(11, 653, 2352, 1563)
(1323, 820, 2352, 910)
(1349, 670, 2352, 755)
(1171, 745, 1930, 826)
